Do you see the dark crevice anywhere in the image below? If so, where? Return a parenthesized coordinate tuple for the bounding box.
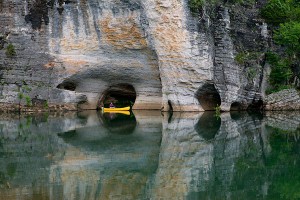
(168, 100, 173, 112)
(57, 81, 76, 91)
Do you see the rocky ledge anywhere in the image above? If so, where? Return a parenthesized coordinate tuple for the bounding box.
(264, 89, 300, 111)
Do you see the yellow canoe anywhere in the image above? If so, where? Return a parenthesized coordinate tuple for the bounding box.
(103, 106, 131, 112)
(103, 110, 130, 115)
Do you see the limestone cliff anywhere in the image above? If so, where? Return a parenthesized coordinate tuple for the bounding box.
(0, 0, 271, 111)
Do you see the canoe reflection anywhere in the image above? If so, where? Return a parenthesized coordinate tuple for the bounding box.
(100, 112, 137, 135)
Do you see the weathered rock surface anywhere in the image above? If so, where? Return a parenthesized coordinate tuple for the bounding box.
(0, 0, 271, 111)
(264, 89, 300, 110)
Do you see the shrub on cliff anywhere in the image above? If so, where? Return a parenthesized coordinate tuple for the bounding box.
(265, 52, 293, 93)
(5, 43, 16, 57)
(274, 22, 300, 55)
(261, 0, 300, 93)
(189, 0, 205, 13)
(261, 0, 291, 24)
(188, 0, 220, 14)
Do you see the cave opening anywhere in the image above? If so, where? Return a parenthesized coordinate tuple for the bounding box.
(98, 84, 136, 109)
(247, 99, 264, 111)
(230, 102, 242, 111)
(57, 81, 77, 91)
(195, 83, 221, 111)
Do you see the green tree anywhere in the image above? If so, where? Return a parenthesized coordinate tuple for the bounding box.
(265, 52, 293, 93)
(260, 0, 291, 24)
(274, 22, 300, 55)
(189, 0, 205, 13)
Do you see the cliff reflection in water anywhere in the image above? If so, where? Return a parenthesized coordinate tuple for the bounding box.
(0, 111, 299, 199)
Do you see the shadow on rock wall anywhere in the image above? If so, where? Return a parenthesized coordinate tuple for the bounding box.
(25, 0, 73, 29)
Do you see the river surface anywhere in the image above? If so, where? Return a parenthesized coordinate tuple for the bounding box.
(0, 110, 299, 200)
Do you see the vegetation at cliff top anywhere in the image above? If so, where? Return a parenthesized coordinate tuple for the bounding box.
(262, 0, 300, 56)
(261, 0, 300, 25)
(189, 0, 205, 14)
(261, 0, 300, 93)
(274, 22, 300, 55)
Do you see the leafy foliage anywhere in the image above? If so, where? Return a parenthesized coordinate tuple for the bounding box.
(188, 0, 221, 14)
(214, 104, 221, 118)
(260, 0, 291, 24)
(189, 0, 205, 13)
(25, 95, 31, 106)
(274, 22, 300, 55)
(17, 85, 32, 108)
(261, 0, 300, 93)
(5, 43, 16, 57)
(265, 52, 293, 93)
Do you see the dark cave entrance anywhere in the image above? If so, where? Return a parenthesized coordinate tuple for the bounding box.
(247, 99, 264, 111)
(231, 99, 264, 111)
(57, 80, 76, 91)
(98, 84, 136, 109)
(230, 102, 242, 111)
(195, 83, 221, 111)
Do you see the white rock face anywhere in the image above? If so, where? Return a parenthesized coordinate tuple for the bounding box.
(140, 0, 214, 111)
(46, 0, 163, 110)
(0, 0, 269, 111)
(45, 0, 215, 111)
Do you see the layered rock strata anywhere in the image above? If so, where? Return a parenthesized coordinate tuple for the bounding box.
(0, 0, 270, 111)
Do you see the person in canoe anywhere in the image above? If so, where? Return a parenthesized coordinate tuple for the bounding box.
(109, 102, 115, 108)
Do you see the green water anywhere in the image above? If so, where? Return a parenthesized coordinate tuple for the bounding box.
(0, 110, 299, 200)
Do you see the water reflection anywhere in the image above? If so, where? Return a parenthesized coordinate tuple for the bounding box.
(53, 110, 161, 200)
(99, 112, 137, 135)
(194, 111, 221, 141)
(0, 111, 300, 199)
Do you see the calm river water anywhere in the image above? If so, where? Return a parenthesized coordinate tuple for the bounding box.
(0, 110, 299, 200)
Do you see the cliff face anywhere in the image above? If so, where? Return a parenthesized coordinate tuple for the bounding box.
(0, 0, 269, 111)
